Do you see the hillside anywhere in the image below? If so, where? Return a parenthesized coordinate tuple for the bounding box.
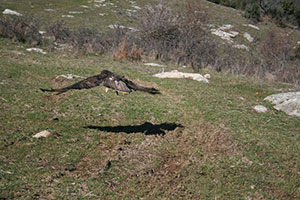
(1, 0, 300, 199)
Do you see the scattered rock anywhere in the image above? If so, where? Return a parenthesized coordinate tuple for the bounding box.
(211, 25, 239, 43)
(62, 15, 74, 18)
(55, 74, 84, 80)
(253, 105, 268, 113)
(233, 44, 249, 51)
(81, 5, 89, 8)
(264, 92, 300, 117)
(132, 5, 141, 10)
(153, 70, 209, 83)
(44, 8, 54, 12)
(3, 9, 23, 16)
(26, 48, 47, 54)
(108, 24, 138, 32)
(204, 74, 211, 79)
(243, 24, 260, 30)
(243, 32, 254, 42)
(33, 130, 52, 138)
(144, 63, 166, 67)
(68, 11, 83, 14)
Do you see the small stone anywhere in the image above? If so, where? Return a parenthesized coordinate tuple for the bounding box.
(33, 130, 52, 138)
(3, 9, 23, 16)
(204, 74, 211, 79)
(52, 117, 59, 121)
(253, 105, 268, 113)
(26, 48, 47, 54)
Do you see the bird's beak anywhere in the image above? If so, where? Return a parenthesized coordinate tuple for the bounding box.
(105, 88, 109, 93)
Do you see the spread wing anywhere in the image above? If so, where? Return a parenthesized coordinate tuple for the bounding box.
(40, 74, 105, 94)
(120, 77, 160, 95)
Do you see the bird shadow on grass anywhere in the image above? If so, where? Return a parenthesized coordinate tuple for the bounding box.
(84, 122, 184, 136)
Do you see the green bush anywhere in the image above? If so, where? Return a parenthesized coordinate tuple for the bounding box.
(243, 3, 261, 22)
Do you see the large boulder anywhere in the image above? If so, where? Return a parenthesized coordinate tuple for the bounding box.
(264, 92, 300, 117)
(153, 70, 209, 83)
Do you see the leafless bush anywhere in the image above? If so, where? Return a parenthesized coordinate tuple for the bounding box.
(214, 49, 261, 77)
(0, 15, 42, 45)
(46, 20, 71, 42)
(46, 21, 128, 55)
(258, 29, 299, 83)
(135, 1, 217, 70)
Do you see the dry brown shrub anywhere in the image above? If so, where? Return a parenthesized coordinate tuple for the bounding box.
(113, 38, 143, 61)
(113, 37, 128, 60)
(128, 43, 143, 61)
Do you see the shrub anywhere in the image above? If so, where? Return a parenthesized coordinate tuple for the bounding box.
(136, 1, 217, 70)
(243, 3, 261, 22)
(113, 38, 143, 61)
(46, 20, 71, 42)
(0, 15, 42, 45)
(258, 29, 298, 82)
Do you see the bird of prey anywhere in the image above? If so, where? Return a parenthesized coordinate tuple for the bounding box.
(40, 70, 160, 95)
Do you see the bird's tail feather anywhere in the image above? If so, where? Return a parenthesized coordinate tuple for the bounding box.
(137, 86, 161, 95)
(40, 88, 69, 95)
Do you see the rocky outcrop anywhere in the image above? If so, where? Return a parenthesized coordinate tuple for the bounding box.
(264, 92, 300, 117)
(153, 70, 209, 83)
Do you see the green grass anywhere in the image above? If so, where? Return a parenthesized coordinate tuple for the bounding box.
(1, 0, 300, 199)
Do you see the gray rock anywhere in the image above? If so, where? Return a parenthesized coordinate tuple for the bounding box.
(153, 70, 209, 83)
(3, 9, 23, 16)
(253, 105, 268, 113)
(33, 130, 52, 138)
(264, 92, 300, 117)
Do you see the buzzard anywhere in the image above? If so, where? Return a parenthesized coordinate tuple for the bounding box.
(40, 70, 160, 95)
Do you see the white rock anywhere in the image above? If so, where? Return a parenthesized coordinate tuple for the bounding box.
(108, 24, 138, 32)
(210, 28, 239, 43)
(81, 5, 89, 8)
(253, 105, 268, 113)
(264, 92, 300, 117)
(62, 15, 74, 18)
(55, 74, 84, 79)
(33, 130, 52, 138)
(68, 11, 83, 14)
(44, 8, 54, 12)
(233, 44, 249, 51)
(132, 5, 141, 10)
(26, 48, 47, 54)
(243, 24, 260, 30)
(204, 74, 211, 79)
(244, 32, 254, 42)
(3, 9, 23, 16)
(144, 63, 165, 67)
(153, 70, 209, 83)
(219, 24, 234, 30)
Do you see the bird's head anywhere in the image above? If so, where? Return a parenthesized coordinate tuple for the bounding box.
(100, 70, 113, 78)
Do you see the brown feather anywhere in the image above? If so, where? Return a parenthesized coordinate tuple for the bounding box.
(40, 70, 160, 95)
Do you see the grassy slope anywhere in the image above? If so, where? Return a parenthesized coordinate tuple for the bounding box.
(1, 0, 300, 199)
